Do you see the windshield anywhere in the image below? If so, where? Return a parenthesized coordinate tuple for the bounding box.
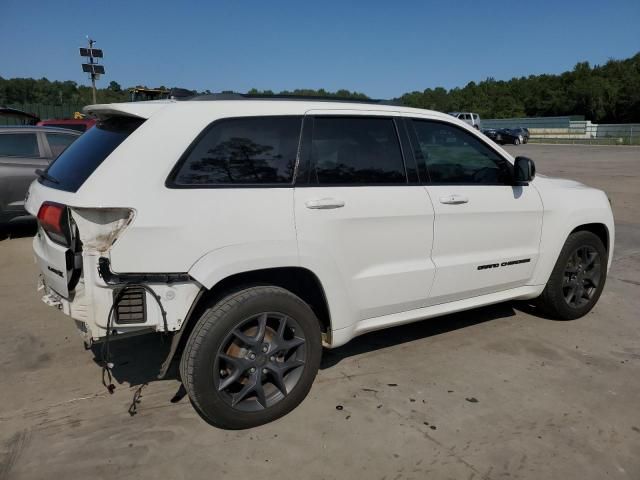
(40, 117, 144, 192)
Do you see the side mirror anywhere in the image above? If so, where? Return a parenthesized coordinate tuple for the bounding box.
(514, 156, 535, 184)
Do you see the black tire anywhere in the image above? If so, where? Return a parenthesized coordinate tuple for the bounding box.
(537, 231, 607, 320)
(180, 286, 322, 429)
(514, 137, 521, 145)
(523, 136, 529, 144)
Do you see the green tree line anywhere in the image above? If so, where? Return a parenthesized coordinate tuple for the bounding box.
(399, 53, 640, 123)
(1, 52, 638, 122)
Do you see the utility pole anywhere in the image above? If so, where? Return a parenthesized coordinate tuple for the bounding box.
(80, 38, 105, 104)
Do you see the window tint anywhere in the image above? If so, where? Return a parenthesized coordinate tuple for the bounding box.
(46, 133, 77, 158)
(411, 120, 511, 185)
(173, 116, 301, 186)
(42, 117, 144, 192)
(0, 133, 39, 157)
(310, 117, 406, 184)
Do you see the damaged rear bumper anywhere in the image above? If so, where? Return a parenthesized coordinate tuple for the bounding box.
(36, 241, 202, 344)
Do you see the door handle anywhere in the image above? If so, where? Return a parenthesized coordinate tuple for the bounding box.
(305, 198, 346, 209)
(439, 194, 469, 205)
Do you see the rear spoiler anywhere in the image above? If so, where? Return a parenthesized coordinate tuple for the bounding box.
(83, 101, 174, 120)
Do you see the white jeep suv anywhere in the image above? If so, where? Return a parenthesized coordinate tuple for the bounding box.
(26, 95, 614, 429)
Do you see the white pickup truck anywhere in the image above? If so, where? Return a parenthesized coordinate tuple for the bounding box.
(26, 95, 614, 429)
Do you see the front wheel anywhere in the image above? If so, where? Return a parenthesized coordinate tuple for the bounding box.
(180, 286, 322, 429)
(537, 231, 607, 319)
(513, 137, 521, 145)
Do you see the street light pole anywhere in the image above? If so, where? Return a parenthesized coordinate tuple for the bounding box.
(80, 38, 104, 104)
(89, 38, 97, 104)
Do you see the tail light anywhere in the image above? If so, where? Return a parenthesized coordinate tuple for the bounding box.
(37, 202, 71, 246)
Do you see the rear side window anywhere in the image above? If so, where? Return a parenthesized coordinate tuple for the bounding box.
(41, 117, 144, 192)
(46, 133, 77, 158)
(309, 117, 406, 185)
(0, 133, 39, 157)
(171, 116, 302, 186)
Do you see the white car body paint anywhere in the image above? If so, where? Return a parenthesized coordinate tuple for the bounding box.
(25, 99, 614, 347)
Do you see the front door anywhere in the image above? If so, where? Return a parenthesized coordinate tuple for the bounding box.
(407, 118, 543, 304)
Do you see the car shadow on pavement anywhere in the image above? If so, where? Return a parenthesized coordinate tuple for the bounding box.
(0, 218, 37, 241)
(89, 334, 175, 387)
(321, 302, 517, 369)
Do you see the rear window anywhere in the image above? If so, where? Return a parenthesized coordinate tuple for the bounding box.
(40, 117, 144, 192)
(46, 133, 77, 158)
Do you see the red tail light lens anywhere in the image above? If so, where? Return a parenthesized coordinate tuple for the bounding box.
(37, 202, 69, 246)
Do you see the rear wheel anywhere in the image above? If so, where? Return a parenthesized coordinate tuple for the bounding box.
(180, 286, 322, 429)
(537, 231, 607, 319)
(514, 137, 521, 145)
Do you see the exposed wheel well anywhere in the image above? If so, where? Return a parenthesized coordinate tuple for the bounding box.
(570, 223, 609, 253)
(175, 267, 331, 359)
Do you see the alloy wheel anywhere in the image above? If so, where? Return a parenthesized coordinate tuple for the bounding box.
(562, 245, 601, 308)
(214, 312, 306, 412)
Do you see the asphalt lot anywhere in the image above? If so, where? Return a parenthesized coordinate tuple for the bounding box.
(1, 144, 639, 480)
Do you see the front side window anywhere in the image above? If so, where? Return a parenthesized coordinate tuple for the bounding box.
(46, 133, 77, 158)
(172, 116, 302, 186)
(309, 117, 406, 185)
(0, 133, 39, 157)
(411, 120, 511, 185)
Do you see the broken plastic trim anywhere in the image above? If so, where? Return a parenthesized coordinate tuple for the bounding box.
(98, 257, 192, 285)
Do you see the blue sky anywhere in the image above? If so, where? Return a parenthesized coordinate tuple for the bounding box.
(1, 0, 638, 98)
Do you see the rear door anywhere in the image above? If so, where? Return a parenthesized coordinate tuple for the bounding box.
(0, 131, 48, 215)
(407, 118, 543, 303)
(294, 114, 436, 321)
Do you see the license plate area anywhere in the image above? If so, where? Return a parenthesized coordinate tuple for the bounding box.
(34, 228, 71, 297)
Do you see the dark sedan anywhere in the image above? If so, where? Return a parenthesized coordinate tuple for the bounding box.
(509, 127, 530, 144)
(482, 127, 528, 145)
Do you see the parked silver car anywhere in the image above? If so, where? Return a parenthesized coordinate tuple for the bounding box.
(0, 126, 80, 224)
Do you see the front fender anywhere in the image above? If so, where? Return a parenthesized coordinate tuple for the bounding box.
(531, 179, 614, 286)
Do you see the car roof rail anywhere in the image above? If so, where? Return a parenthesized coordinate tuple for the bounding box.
(178, 92, 403, 107)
